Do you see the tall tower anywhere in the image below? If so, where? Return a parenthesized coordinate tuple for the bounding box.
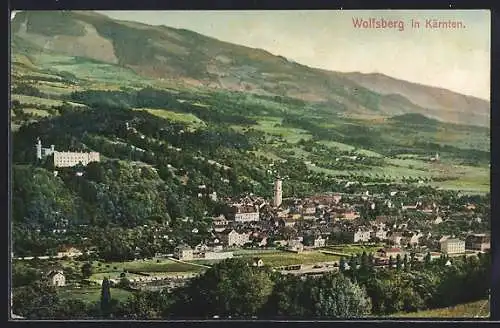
(273, 176, 282, 208)
(35, 138, 42, 160)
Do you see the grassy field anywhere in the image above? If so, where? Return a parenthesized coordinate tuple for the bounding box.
(28, 53, 153, 86)
(92, 258, 204, 274)
(11, 94, 64, 107)
(23, 108, 53, 117)
(321, 244, 383, 256)
(58, 286, 133, 304)
(391, 299, 490, 318)
(239, 250, 339, 267)
(248, 117, 313, 143)
(134, 108, 206, 129)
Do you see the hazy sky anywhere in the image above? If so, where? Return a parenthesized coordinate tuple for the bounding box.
(16, 10, 491, 100)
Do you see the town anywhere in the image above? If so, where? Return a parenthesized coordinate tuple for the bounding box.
(10, 10, 491, 320)
(14, 172, 490, 295)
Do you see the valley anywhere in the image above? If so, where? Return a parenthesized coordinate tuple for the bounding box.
(10, 10, 490, 321)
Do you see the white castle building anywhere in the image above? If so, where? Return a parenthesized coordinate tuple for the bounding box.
(36, 138, 100, 168)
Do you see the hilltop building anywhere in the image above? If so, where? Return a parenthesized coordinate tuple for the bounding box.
(35, 138, 100, 168)
(274, 176, 283, 208)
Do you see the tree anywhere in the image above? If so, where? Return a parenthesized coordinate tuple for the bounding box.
(81, 262, 93, 279)
(310, 273, 372, 318)
(339, 257, 346, 273)
(403, 254, 409, 271)
(170, 258, 274, 318)
(264, 272, 371, 318)
(396, 254, 402, 270)
(12, 281, 60, 319)
(100, 277, 112, 317)
(424, 252, 432, 267)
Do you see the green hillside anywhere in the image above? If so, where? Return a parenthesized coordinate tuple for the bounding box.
(391, 299, 490, 318)
(11, 10, 490, 127)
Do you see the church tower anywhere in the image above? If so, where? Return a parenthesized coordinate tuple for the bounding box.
(35, 138, 42, 160)
(273, 176, 282, 208)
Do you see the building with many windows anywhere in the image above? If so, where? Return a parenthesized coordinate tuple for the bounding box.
(440, 238, 465, 254)
(35, 138, 100, 168)
(465, 234, 490, 252)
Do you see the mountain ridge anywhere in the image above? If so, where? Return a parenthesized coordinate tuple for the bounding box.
(11, 10, 490, 127)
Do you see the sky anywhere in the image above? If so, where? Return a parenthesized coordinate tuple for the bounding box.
(13, 10, 491, 100)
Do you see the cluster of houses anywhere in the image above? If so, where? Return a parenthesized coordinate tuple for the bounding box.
(170, 188, 490, 261)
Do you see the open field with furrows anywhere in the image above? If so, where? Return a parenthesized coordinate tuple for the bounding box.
(58, 285, 133, 304)
(390, 299, 490, 318)
(238, 250, 340, 267)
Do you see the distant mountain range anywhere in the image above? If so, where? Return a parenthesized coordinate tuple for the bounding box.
(11, 10, 489, 127)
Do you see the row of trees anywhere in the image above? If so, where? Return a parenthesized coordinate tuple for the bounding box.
(12, 253, 490, 319)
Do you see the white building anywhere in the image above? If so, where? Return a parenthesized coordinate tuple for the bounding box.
(219, 229, 250, 247)
(371, 228, 388, 241)
(36, 138, 100, 167)
(313, 236, 326, 248)
(232, 205, 260, 223)
(274, 177, 283, 208)
(212, 215, 229, 232)
(440, 238, 465, 254)
(348, 229, 372, 243)
(47, 270, 66, 287)
(174, 245, 194, 260)
(53, 151, 100, 168)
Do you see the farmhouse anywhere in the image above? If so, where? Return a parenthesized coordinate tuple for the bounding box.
(174, 245, 194, 261)
(47, 270, 66, 287)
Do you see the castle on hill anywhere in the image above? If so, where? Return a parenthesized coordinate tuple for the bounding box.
(35, 138, 100, 168)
